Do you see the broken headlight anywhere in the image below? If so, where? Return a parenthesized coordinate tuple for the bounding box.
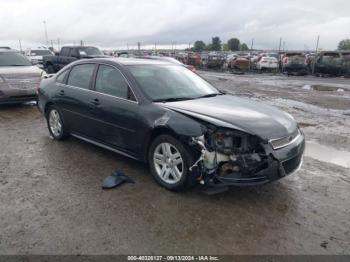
(212, 131, 242, 154)
(206, 129, 262, 154)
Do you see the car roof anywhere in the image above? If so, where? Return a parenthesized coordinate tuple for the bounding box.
(83, 57, 175, 66)
(137, 56, 183, 64)
(61, 46, 98, 49)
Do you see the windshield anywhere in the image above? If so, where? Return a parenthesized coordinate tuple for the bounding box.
(79, 47, 103, 56)
(30, 50, 53, 56)
(161, 57, 183, 65)
(0, 52, 32, 66)
(128, 65, 220, 102)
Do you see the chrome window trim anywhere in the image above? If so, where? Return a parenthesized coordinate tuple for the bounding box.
(57, 82, 138, 105)
(269, 129, 301, 150)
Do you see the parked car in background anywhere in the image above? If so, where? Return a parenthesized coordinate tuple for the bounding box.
(201, 52, 226, 69)
(314, 51, 343, 76)
(227, 55, 250, 72)
(43, 46, 107, 73)
(136, 55, 197, 72)
(256, 57, 279, 71)
(38, 57, 304, 191)
(25, 48, 54, 68)
(184, 52, 201, 68)
(0, 48, 45, 104)
(281, 52, 308, 75)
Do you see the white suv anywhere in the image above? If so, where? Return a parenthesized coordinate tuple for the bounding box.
(25, 48, 53, 68)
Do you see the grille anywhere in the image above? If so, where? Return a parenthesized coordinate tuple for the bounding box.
(270, 129, 300, 150)
(282, 153, 302, 175)
(4, 75, 40, 90)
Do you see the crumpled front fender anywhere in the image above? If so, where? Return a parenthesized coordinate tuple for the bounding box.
(154, 111, 205, 137)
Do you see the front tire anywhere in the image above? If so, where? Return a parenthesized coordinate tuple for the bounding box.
(46, 105, 68, 140)
(148, 135, 197, 191)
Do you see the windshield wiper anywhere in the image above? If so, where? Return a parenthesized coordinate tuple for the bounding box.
(153, 97, 195, 102)
(196, 93, 222, 99)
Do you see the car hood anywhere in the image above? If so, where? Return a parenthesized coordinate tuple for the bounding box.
(0, 65, 43, 76)
(158, 95, 297, 140)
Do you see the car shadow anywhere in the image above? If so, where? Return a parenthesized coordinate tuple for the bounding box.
(45, 133, 297, 210)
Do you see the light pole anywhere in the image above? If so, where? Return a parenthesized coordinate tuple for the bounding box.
(43, 21, 49, 46)
(312, 35, 320, 75)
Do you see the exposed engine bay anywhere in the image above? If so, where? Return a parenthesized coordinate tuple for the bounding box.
(189, 126, 271, 186)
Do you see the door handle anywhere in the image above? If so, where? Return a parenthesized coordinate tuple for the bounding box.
(59, 90, 65, 96)
(90, 98, 100, 106)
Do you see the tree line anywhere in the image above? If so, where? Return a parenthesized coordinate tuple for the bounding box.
(191, 37, 249, 52)
(190, 37, 350, 52)
(338, 39, 350, 50)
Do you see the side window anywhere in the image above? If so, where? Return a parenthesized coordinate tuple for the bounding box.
(67, 64, 95, 89)
(60, 47, 69, 56)
(95, 65, 135, 101)
(69, 48, 79, 58)
(56, 69, 69, 84)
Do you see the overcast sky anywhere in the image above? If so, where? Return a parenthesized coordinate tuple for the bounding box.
(0, 0, 349, 50)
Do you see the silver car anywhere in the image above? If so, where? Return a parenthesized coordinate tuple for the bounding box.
(0, 49, 45, 104)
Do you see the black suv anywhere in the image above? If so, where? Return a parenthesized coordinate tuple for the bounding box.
(43, 46, 107, 73)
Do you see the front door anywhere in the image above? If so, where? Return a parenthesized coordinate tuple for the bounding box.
(88, 64, 140, 155)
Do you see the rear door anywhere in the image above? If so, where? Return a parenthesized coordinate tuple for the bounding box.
(88, 64, 140, 154)
(58, 63, 97, 138)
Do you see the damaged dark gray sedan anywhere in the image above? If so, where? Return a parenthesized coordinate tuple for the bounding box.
(37, 58, 305, 191)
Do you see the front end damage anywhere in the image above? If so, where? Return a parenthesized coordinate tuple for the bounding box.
(188, 126, 305, 188)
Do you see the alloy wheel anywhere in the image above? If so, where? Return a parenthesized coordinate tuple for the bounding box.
(49, 109, 62, 137)
(153, 142, 184, 184)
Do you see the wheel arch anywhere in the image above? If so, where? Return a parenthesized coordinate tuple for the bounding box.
(44, 101, 54, 116)
(143, 126, 180, 162)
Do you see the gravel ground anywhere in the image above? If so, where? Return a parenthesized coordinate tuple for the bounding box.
(0, 73, 349, 255)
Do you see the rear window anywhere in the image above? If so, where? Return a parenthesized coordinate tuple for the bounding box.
(262, 57, 277, 61)
(323, 53, 340, 57)
(285, 53, 303, 57)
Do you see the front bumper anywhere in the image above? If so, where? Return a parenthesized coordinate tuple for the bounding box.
(0, 88, 37, 105)
(212, 131, 305, 186)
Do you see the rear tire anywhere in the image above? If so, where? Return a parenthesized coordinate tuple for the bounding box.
(46, 105, 68, 140)
(148, 135, 197, 191)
